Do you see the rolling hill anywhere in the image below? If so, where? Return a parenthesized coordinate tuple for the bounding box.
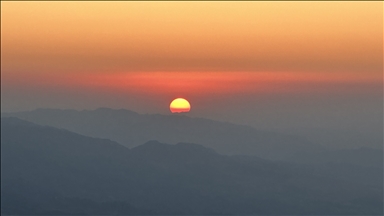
(2, 108, 322, 160)
(1, 117, 382, 215)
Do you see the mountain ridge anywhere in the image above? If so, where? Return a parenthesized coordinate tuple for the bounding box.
(2, 107, 321, 160)
(1, 117, 382, 215)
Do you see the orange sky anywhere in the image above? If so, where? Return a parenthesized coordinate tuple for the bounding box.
(1, 1, 383, 115)
(2, 1, 382, 73)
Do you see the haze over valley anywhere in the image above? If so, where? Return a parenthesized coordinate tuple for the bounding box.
(1, 1, 382, 215)
(2, 117, 382, 215)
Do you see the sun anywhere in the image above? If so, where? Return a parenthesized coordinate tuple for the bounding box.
(170, 98, 191, 113)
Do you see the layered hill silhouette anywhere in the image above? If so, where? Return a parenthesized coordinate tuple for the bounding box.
(2, 108, 322, 160)
(1, 117, 382, 215)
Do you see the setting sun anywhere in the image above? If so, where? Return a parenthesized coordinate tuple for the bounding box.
(1, 2, 382, 215)
(170, 98, 191, 113)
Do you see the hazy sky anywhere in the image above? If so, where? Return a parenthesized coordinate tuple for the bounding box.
(1, 1, 382, 134)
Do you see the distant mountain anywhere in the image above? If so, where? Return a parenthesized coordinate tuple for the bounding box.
(285, 147, 383, 167)
(1, 117, 151, 215)
(2, 108, 321, 160)
(277, 127, 383, 150)
(1, 117, 382, 215)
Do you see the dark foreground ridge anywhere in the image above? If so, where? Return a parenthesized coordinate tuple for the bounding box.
(1, 117, 383, 215)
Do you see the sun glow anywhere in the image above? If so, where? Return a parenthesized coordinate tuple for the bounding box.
(170, 98, 191, 113)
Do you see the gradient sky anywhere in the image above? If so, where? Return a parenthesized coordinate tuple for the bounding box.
(1, 1, 383, 135)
